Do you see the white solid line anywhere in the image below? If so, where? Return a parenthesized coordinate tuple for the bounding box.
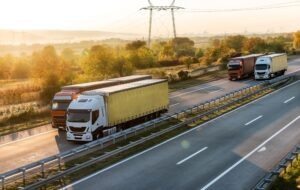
(170, 81, 228, 99)
(200, 115, 300, 190)
(284, 97, 295, 104)
(170, 103, 180, 107)
(209, 89, 222, 94)
(0, 129, 57, 148)
(61, 80, 300, 190)
(176, 147, 208, 165)
(244, 115, 263, 126)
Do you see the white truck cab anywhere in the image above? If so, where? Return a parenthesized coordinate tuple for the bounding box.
(66, 95, 109, 141)
(255, 57, 271, 79)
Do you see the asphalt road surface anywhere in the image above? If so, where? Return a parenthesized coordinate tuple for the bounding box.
(1, 57, 300, 174)
(63, 76, 300, 190)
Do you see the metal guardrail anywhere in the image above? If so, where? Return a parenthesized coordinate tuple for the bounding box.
(0, 73, 296, 190)
(254, 145, 300, 190)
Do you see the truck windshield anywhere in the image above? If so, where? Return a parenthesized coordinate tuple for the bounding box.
(228, 64, 240, 70)
(68, 110, 90, 123)
(52, 101, 71, 110)
(256, 64, 268, 70)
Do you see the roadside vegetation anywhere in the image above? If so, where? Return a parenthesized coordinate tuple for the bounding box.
(0, 31, 300, 135)
(269, 157, 300, 190)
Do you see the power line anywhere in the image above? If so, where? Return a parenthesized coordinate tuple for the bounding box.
(181, 1, 300, 13)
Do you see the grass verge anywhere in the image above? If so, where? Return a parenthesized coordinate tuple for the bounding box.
(0, 109, 51, 136)
(169, 70, 227, 92)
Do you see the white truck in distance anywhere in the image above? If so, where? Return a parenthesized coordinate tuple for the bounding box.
(255, 53, 288, 80)
(66, 79, 169, 142)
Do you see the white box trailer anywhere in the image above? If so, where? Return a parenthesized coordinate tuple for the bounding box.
(66, 79, 169, 142)
(255, 53, 287, 80)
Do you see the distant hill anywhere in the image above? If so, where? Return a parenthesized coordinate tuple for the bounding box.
(0, 30, 143, 45)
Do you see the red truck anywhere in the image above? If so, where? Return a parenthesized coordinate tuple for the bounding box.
(227, 54, 263, 80)
(51, 75, 152, 129)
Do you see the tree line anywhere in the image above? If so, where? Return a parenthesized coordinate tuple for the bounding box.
(0, 32, 299, 102)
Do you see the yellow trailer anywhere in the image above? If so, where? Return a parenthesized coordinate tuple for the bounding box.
(104, 79, 169, 126)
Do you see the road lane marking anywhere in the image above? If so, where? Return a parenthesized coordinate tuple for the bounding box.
(170, 103, 180, 107)
(61, 80, 300, 190)
(284, 97, 295, 104)
(245, 115, 263, 126)
(258, 146, 266, 153)
(200, 115, 300, 190)
(176, 147, 208, 165)
(170, 81, 228, 99)
(0, 129, 57, 148)
(209, 89, 222, 94)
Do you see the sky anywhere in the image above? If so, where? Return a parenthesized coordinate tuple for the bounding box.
(0, 0, 299, 36)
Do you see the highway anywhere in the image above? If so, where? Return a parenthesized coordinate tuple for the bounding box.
(63, 76, 300, 190)
(0, 57, 300, 174)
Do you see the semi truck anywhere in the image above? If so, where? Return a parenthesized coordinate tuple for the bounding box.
(255, 53, 287, 80)
(51, 75, 152, 129)
(66, 79, 169, 142)
(227, 54, 263, 80)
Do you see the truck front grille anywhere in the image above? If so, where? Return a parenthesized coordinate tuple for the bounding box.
(69, 127, 86, 133)
(257, 72, 265, 75)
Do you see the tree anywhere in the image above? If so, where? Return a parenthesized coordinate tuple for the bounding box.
(293, 31, 300, 49)
(126, 40, 146, 51)
(11, 59, 30, 79)
(243, 37, 266, 53)
(224, 35, 246, 53)
(0, 54, 14, 79)
(160, 42, 174, 59)
(128, 47, 156, 69)
(111, 53, 134, 77)
(266, 36, 286, 53)
(31, 46, 75, 103)
(171, 37, 195, 58)
(31, 46, 60, 79)
(179, 56, 193, 70)
(80, 45, 115, 79)
(196, 48, 204, 59)
(40, 72, 61, 103)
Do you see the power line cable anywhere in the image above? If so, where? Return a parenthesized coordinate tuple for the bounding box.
(181, 0, 300, 13)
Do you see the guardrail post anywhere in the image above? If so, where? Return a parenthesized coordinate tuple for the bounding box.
(113, 136, 116, 144)
(57, 156, 62, 171)
(41, 162, 45, 178)
(134, 128, 137, 135)
(21, 168, 26, 186)
(1, 176, 4, 190)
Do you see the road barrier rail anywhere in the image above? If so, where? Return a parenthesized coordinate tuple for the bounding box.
(0, 73, 297, 190)
(254, 145, 300, 190)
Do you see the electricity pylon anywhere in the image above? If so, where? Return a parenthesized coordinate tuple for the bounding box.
(141, 0, 184, 47)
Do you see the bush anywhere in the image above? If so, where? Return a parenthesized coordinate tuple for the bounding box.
(167, 73, 178, 83)
(178, 70, 190, 80)
(40, 73, 61, 104)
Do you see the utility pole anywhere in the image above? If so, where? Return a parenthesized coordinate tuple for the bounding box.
(141, 0, 184, 47)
